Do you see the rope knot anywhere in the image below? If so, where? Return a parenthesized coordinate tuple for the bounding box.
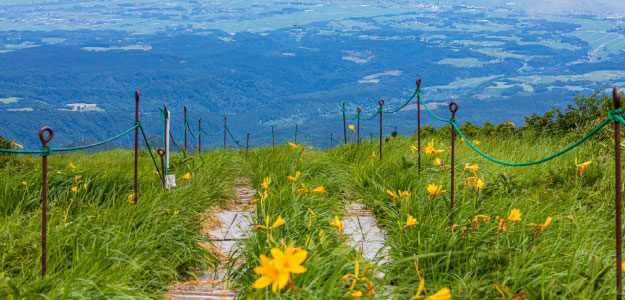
(134, 121, 142, 127)
(448, 118, 456, 124)
(40, 146, 52, 156)
(608, 109, 624, 121)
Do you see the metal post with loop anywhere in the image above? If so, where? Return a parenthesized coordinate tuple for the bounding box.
(357, 107, 361, 144)
(157, 148, 166, 187)
(134, 91, 139, 204)
(198, 118, 201, 153)
(223, 115, 227, 150)
(614, 86, 623, 300)
(246, 133, 249, 160)
(39, 126, 53, 277)
(449, 102, 458, 224)
(417, 78, 422, 173)
(184, 106, 187, 152)
(379, 100, 384, 160)
(343, 102, 347, 145)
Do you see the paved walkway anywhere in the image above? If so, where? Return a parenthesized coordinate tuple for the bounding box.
(166, 182, 256, 300)
(343, 202, 389, 265)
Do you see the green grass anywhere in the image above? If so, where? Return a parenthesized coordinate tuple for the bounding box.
(0, 149, 245, 298)
(2, 124, 624, 299)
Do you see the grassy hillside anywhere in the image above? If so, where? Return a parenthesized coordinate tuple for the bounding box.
(0, 149, 246, 298)
(1, 102, 624, 298)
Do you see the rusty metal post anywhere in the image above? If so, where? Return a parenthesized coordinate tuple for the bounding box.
(39, 126, 53, 278)
(164, 104, 169, 168)
(449, 102, 458, 224)
(370, 132, 373, 141)
(330, 133, 333, 148)
(357, 108, 361, 144)
(295, 124, 298, 144)
(223, 115, 227, 150)
(157, 148, 166, 187)
(342, 102, 347, 145)
(134, 91, 139, 204)
(379, 100, 384, 160)
(198, 118, 201, 153)
(184, 106, 187, 152)
(246, 133, 249, 160)
(615, 87, 623, 300)
(417, 78, 422, 173)
(272, 125, 275, 148)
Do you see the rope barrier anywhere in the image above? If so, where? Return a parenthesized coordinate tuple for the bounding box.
(342, 88, 419, 120)
(0, 124, 140, 156)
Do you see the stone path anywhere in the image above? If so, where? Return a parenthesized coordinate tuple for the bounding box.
(343, 202, 389, 265)
(166, 181, 256, 300)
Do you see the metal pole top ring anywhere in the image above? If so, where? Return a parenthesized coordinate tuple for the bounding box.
(449, 102, 458, 115)
(39, 127, 53, 147)
(416, 78, 421, 89)
(379, 99, 384, 106)
(135, 90, 140, 102)
(157, 148, 166, 157)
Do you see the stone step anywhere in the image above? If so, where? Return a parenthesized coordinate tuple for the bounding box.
(166, 292, 235, 300)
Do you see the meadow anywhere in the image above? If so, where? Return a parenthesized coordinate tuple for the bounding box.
(1, 92, 624, 299)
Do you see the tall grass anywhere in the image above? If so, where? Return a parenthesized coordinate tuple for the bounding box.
(0, 149, 244, 298)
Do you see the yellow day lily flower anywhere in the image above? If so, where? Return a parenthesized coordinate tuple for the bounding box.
(622, 261, 625, 272)
(330, 216, 344, 236)
(507, 208, 522, 222)
(401, 215, 418, 230)
(261, 176, 272, 189)
(296, 184, 308, 194)
(83, 183, 87, 190)
(348, 124, 355, 133)
(254, 216, 285, 232)
(74, 175, 82, 182)
(286, 171, 301, 183)
(399, 190, 411, 197)
(575, 158, 592, 177)
(252, 254, 289, 292)
(11, 139, 23, 150)
(424, 139, 445, 155)
(368, 152, 377, 159)
(310, 186, 325, 193)
(386, 189, 398, 203)
(411, 279, 451, 300)
(507, 120, 516, 128)
(527, 216, 553, 237)
(69, 163, 76, 169)
(307, 208, 317, 229)
(463, 163, 479, 176)
(340, 262, 374, 296)
(173, 210, 179, 216)
(410, 145, 418, 153)
(471, 215, 490, 231)
(21, 181, 27, 185)
(472, 140, 481, 145)
(287, 142, 298, 149)
(351, 291, 363, 299)
(127, 193, 135, 203)
(433, 157, 443, 167)
(182, 172, 191, 180)
(475, 176, 485, 190)
(71, 186, 78, 192)
(272, 242, 308, 275)
(426, 183, 446, 202)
